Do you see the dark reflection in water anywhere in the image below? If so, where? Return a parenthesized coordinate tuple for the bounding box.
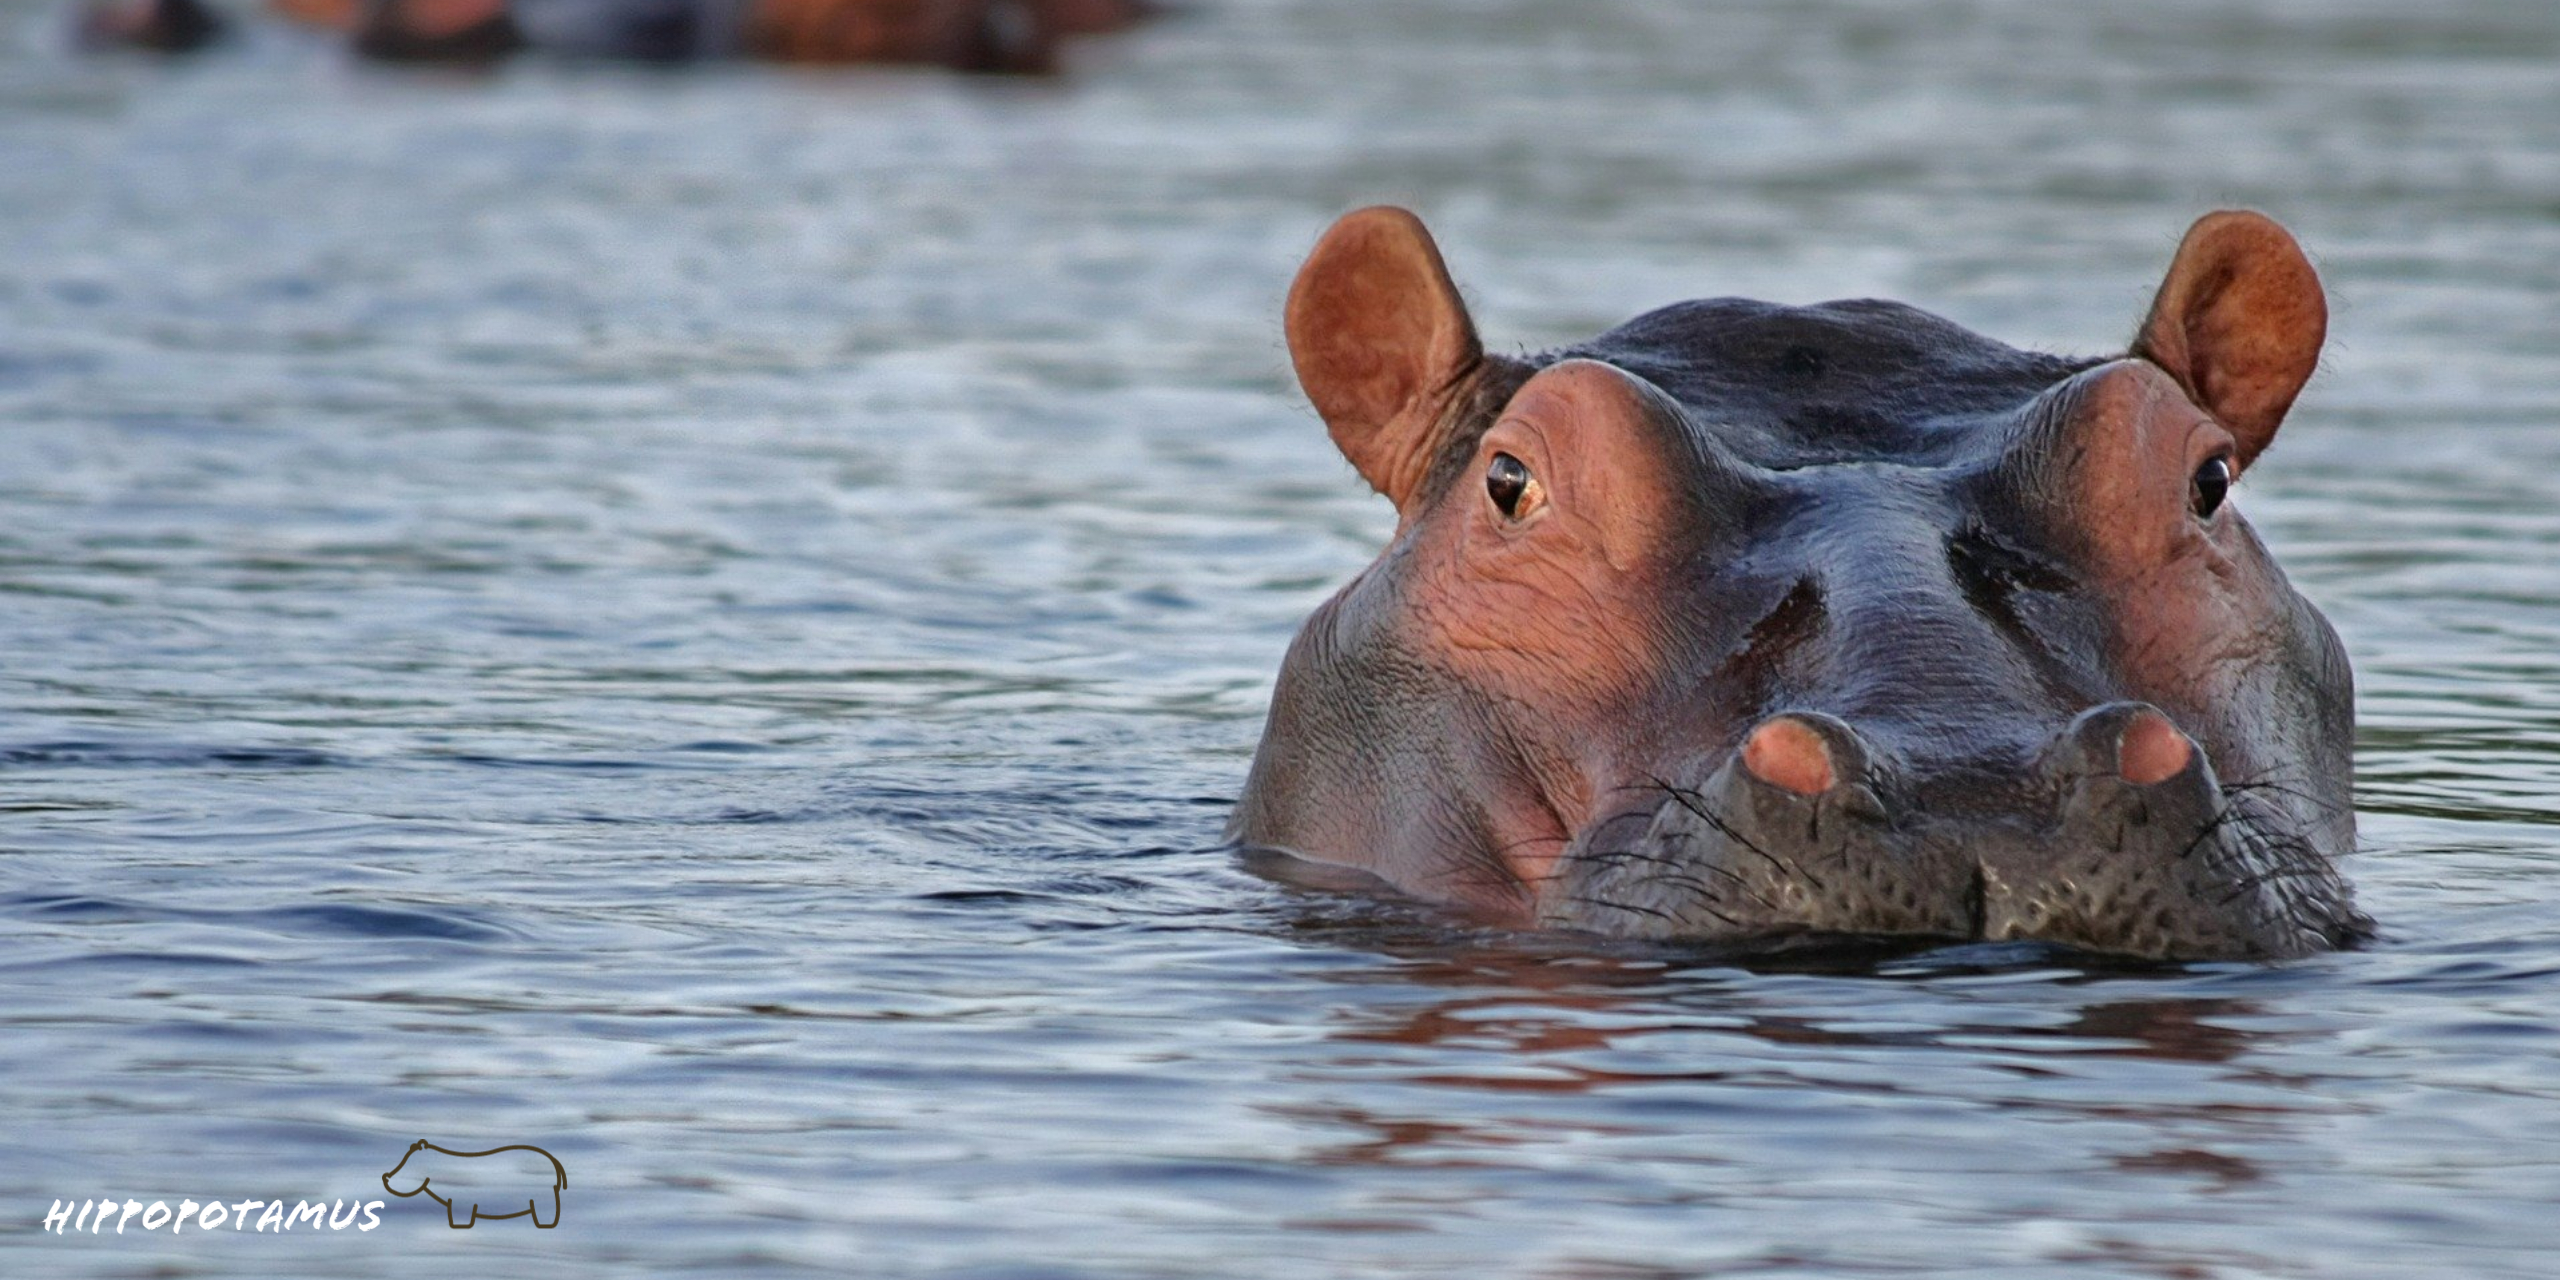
(4, 0, 2560, 1276)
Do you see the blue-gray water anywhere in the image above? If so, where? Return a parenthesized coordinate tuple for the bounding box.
(5, 1, 2559, 1275)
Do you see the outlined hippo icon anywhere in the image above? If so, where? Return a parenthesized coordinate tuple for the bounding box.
(381, 1140, 567, 1229)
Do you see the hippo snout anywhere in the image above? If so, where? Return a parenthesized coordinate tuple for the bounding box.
(1544, 703, 2365, 960)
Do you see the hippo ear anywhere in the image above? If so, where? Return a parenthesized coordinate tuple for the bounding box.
(1286, 207, 1484, 508)
(2131, 211, 2326, 471)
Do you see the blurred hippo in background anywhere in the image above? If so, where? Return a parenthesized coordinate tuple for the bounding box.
(78, 0, 1154, 71)
(1234, 207, 2368, 961)
(74, 0, 226, 50)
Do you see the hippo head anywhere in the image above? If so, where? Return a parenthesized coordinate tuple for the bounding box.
(1232, 208, 2367, 961)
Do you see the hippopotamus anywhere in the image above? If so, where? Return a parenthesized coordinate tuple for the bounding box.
(93, 0, 1153, 69)
(1232, 207, 2368, 961)
(381, 1140, 567, 1228)
(74, 0, 226, 51)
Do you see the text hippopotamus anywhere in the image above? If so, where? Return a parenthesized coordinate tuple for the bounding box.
(381, 1140, 566, 1228)
(1232, 207, 2368, 961)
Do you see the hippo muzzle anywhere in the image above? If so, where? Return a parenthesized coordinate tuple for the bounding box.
(1232, 207, 2368, 962)
(1550, 704, 2363, 959)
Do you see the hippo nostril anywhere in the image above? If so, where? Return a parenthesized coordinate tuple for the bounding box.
(1741, 716, 1836, 796)
(2118, 708, 2193, 785)
(2053, 701, 2199, 788)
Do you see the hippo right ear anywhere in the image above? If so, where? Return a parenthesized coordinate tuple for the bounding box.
(1286, 207, 1484, 509)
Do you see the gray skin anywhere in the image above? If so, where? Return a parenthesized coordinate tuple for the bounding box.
(1231, 208, 2368, 961)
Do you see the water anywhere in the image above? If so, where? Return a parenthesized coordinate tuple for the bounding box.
(4, 0, 2558, 1274)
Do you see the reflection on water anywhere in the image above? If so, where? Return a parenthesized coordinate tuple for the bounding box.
(4, 0, 2560, 1275)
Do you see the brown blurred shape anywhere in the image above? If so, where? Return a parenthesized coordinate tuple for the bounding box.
(747, 0, 1154, 74)
(77, 0, 228, 51)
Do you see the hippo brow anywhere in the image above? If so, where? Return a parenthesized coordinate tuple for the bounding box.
(1413, 356, 1541, 503)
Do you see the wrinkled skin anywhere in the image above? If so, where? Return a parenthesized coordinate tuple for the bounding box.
(1231, 207, 2368, 961)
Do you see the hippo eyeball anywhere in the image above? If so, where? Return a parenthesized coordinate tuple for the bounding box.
(2192, 454, 2232, 519)
(1486, 453, 1535, 518)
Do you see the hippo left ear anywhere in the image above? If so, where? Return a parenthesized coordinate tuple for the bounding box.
(1285, 207, 1484, 510)
(2131, 211, 2326, 471)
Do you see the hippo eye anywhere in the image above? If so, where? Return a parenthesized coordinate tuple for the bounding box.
(2191, 454, 2232, 520)
(1486, 452, 1537, 519)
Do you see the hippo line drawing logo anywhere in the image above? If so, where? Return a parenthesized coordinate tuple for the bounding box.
(379, 1141, 567, 1229)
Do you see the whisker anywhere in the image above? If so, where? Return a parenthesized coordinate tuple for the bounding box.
(1566, 894, 1684, 925)
(1648, 773, 1832, 894)
(1563, 846, 1725, 901)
